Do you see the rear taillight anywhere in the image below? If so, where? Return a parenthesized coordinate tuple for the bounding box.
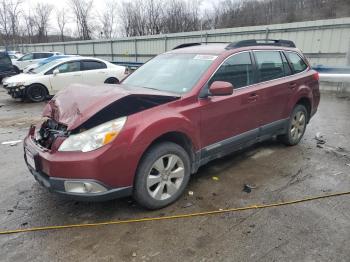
(313, 72, 319, 81)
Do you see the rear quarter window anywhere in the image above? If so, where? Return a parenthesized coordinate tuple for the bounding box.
(82, 60, 107, 70)
(285, 52, 308, 73)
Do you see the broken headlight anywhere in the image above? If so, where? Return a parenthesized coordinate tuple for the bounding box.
(58, 117, 127, 152)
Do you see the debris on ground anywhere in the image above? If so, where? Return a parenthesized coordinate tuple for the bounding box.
(243, 184, 256, 193)
(188, 191, 194, 196)
(183, 202, 193, 208)
(212, 176, 219, 181)
(315, 132, 326, 145)
(132, 252, 137, 257)
(324, 145, 349, 158)
(346, 163, 350, 167)
(332, 172, 343, 176)
(1, 140, 22, 146)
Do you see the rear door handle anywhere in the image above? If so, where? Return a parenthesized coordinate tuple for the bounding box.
(289, 82, 297, 89)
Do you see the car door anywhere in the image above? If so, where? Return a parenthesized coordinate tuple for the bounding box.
(48, 61, 82, 93)
(199, 51, 261, 160)
(252, 50, 294, 137)
(81, 60, 108, 85)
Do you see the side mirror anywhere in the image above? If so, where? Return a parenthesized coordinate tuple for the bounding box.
(53, 69, 59, 75)
(209, 81, 234, 96)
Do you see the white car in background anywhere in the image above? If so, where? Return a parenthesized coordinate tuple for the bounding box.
(8, 53, 23, 63)
(12, 52, 62, 72)
(3, 57, 128, 102)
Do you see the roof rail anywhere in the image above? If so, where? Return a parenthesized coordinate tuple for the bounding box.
(172, 42, 231, 50)
(172, 43, 202, 50)
(226, 39, 296, 49)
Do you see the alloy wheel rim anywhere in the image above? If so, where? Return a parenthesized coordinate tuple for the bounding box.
(290, 111, 306, 141)
(146, 154, 185, 201)
(31, 86, 44, 100)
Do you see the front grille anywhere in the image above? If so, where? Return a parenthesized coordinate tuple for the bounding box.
(36, 119, 68, 149)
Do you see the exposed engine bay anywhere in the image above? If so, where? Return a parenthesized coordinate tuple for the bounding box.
(36, 94, 179, 149)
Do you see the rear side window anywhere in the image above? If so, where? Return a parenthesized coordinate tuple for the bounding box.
(33, 53, 43, 59)
(209, 52, 254, 88)
(285, 52, 308, 73)
(254, 51, 285, 82)
(82, 60, 107, 70)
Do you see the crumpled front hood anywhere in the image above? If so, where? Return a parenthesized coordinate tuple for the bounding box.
(3, 73, 38, 84)
(43, 84, 179, 130)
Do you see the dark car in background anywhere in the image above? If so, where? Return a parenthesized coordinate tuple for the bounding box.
(0, 52, 19, 82)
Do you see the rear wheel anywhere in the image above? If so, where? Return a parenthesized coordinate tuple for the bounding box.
(279, 104, 308, 146)
(104, 77, 119, 84)
(133, 142, 191, 209)
(26, 84, 48, 102)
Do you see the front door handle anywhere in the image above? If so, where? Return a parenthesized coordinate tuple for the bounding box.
(289, 82, 297, 89)
(248, 93, 259, 103)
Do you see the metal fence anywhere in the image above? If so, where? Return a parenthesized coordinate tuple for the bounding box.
(4, 17, 350, 67)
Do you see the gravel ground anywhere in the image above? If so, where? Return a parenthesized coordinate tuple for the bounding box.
(0, 86, 349, 262)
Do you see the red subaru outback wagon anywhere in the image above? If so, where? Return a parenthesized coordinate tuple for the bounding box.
(24, 39, 320, 209)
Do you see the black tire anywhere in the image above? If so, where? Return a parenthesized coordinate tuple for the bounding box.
(26, 84, 48, 102)
(279, 104, 308, 146)
(133, 142, 191, 210)
(104, 77, 119, 84)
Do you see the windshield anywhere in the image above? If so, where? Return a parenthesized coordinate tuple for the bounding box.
(31, 59, 64, 74)
(122, 54, 216, 94)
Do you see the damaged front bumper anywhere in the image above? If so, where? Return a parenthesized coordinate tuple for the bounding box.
(23, 126, 133, 201)
(3, 84, 26, 99)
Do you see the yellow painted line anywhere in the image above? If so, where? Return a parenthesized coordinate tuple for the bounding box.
(0, 191, 349, 235)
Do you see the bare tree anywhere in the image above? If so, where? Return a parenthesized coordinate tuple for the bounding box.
(0, 0, 22, 47)
(162, 0, 202, 33)
(144, 0, 163, 35)
(70, 0, 94, 40)
(119, 0, 147, 37)
(99, 0, 118, 39)
(56, 8, 68, 42)
(23, 11, 36, 44)
(33, 3, 53, 43)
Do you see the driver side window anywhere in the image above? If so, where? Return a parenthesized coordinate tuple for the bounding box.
(19, 53, 33, 61)
(56, 61, 81, 73)
(209, 52, 254, 89)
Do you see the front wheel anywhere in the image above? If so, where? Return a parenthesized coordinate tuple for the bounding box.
(26, 84, 48, 102)
(133, 142, 191, 209)
(279, 104, 308, 146)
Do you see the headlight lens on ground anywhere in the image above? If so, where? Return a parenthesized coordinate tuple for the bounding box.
(58, 117, 127, 152)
